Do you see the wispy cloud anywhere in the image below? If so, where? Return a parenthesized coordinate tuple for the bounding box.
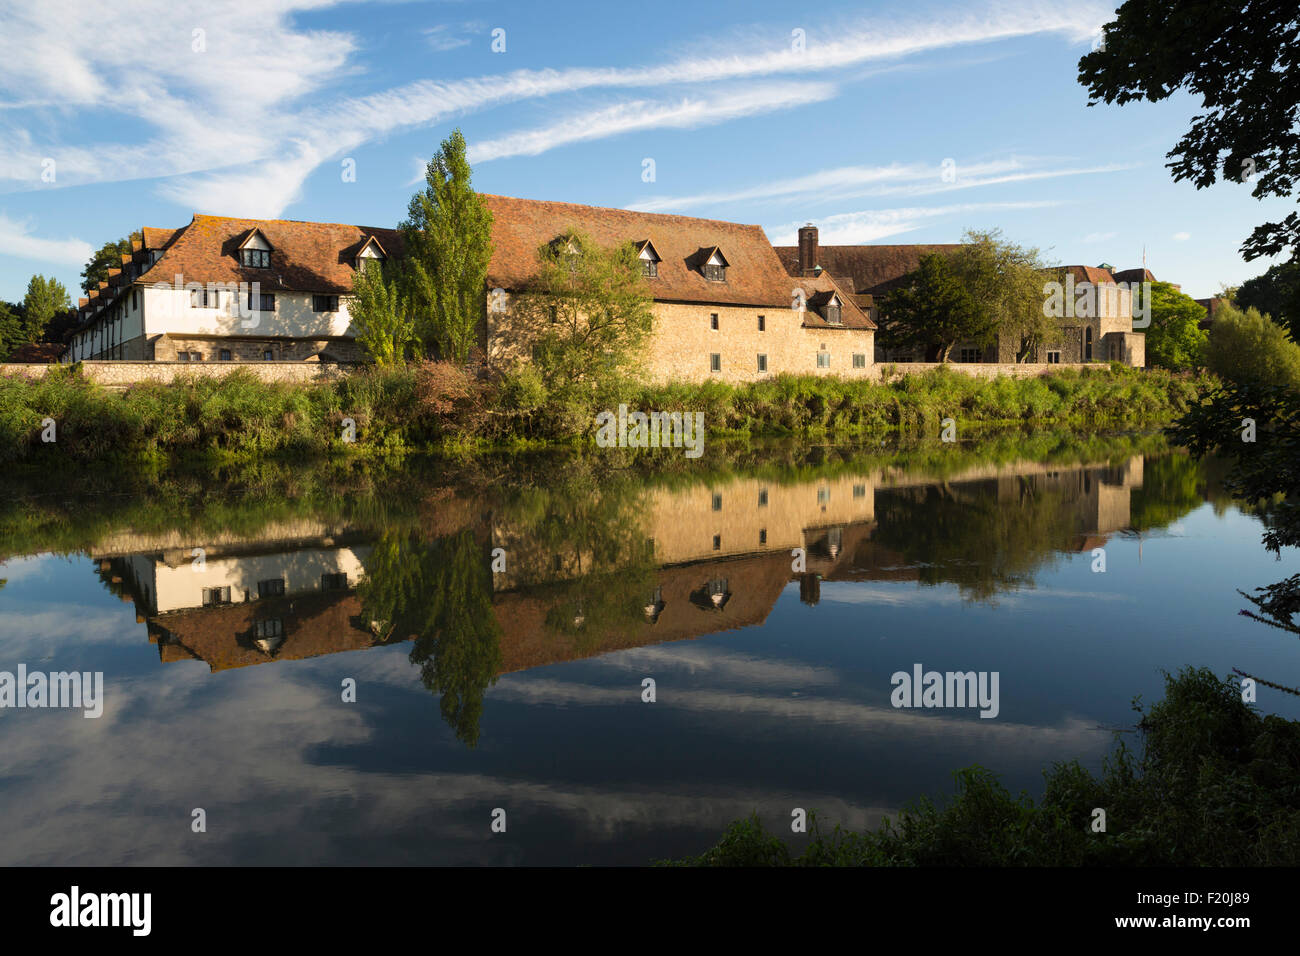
(0, 212, 93, 265)
(629, 158, 1131, 213)
(468, 83, 837, 164)
(766, 200, 1067, 244)
(0, 0, 1113, 217)
(1172, 231, 1190, 241)
(422, 25, 473, 53)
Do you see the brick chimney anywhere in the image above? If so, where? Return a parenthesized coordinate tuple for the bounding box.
(797, 224, 819, 277)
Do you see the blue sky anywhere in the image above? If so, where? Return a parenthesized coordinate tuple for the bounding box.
(0, 0, 1292, 302)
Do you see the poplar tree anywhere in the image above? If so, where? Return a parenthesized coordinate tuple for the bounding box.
(401, 130, 494, 363)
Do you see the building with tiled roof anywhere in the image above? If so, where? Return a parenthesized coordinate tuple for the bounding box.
(478, 195, 875, 382)
(65, 215, 403, 363)
(774, 224, 1146, 367)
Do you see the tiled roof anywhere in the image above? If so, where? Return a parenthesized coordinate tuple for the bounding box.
(796, 273, 876, 329)
(773, 243, 963, 295)
(1060, 265, 1117, 285)
(136, 214, 405, 295)
(479, 194, 795, 307)
(5, 342, 66, 363)
(1111, 268, 1155, 284)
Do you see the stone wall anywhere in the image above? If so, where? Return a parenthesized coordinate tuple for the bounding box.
(0, 361, 353, 386)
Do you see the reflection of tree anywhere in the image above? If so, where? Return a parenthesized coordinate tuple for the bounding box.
(872, 477, 1081, 601)
(358, 528, 502, 747)
(1172, 381, 1300, 692)
(496, 470, 658, 654)
(1128, 453, 1204, 533)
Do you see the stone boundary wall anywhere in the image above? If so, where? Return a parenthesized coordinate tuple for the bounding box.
(0, 361, 353, 386)
(874, 361, 1100, 382)
(0, 358, 1116, 388)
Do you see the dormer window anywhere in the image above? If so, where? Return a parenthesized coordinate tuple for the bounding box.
(355, 235, 388, 274)
(237, 229, 273, 269)
(636, 240, 661, 278)
(702, 248, 728, 282)
(826, 298, 842, 325)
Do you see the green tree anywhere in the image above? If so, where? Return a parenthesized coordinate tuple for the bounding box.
(878, 252, 991, 362)
(0, 301, 23, 360)
(1204, 302, 1300, 390)
(950, 228, 1055, 362)
(358, 527, 503, 747)
(349, 262, 414, 366)
(20, 275, 70, 344)
(513, 229, 655, 386)
(401, 129, 494, 362)
(1078, 1, 1300, 261)
(1236, 260, 1300, 340)
(1145, 280, 1210, 370)
(80, 233, 139, 294)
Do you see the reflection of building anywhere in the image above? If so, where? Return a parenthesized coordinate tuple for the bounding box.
(104, 455, 1150, 676)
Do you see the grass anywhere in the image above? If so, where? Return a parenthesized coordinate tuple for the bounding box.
(0, 361, 1212, 466)
(666, 667, 1300, 866)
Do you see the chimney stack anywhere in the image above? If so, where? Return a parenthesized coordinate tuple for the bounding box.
(797, 223, 819, 277)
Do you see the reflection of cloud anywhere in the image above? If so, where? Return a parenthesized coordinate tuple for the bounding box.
(491, 676, 1107, 751)
(0, 655, 894, 864)
(584, 644, 840, 687)
(818, 582, 1135, 607)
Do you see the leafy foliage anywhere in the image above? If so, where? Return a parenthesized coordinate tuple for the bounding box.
(350, 261, 415, 366)
(1204, 302, 1300, 390)
(401, 129, 494, 362)
(1078, 1, 1300, 261)
(1145, 280, 1209, 370)
(670, 668, 1300, 866)
(878, 252, 990, 361)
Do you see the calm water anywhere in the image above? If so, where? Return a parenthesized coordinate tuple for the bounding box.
(1, 435, 1296, 865)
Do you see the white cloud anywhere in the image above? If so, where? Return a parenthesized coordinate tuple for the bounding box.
(423, 25, 472, 53)
(1083, 231, 1118, 243)
(766, 200, 1066, 245)
(468, 83, 837, 164)
(0, 212, 93, 266)
(629, 158, 1131, 213)
(0, 0, 1114, 217)
(1172, 231, 1191, 241)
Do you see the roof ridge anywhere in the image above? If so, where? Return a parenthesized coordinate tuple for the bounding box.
(478, 193, 767, 231)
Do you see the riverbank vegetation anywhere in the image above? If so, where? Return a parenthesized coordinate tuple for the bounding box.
(668, 667, 1300, 866)
(0, 360, 1210, 466)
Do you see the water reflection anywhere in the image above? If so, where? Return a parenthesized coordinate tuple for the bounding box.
(90, 448, 1177, 747)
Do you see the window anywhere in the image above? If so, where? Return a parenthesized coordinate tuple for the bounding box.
(710, 353, 721, 373)
(255, 618, 283, 638)
(852, 353, 866, 369)
(321, 572, 348, 591)
(1046, 350, 1061, 364)
(219, 349, 232, 361)
(959, 348, 982, 363)
(853, 484, 866, 498)
(817, 352, 830, 368)
(257, 578, 286, 598)
(710, 313, 719, 330)
(757, 354, 768, 373)
(190, 288, 216, 308)
(712, 492, 722, 512)
(190, 352, 203, 362)
(818, 487, 830, 505)
(241, 248, 270, 268)
(758, 489, 768, 507)
(263, 350, 274, 361)
(248, 291, 275, 312)
(177, 351, 190, 362)
(202, 586, 231, 606)
(1085, 326, 1093, 361)
(313, 295, 340, 313)
(757, 315, 765, 331)
(759, 529, 767, 546)
(704, 263, 725, 282)
(826, 303, 841, 325)
(712, 534, 721, 551)
(642, 259, 657, 278)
